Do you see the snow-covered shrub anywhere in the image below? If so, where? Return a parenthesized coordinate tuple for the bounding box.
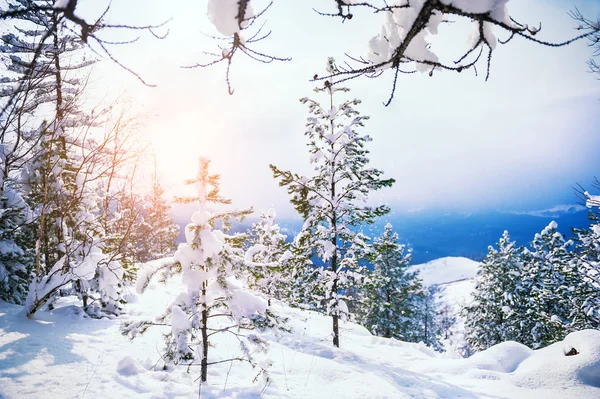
(123, 157, 276, 384)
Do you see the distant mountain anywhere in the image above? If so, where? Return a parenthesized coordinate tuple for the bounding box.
(362, 208, 591, 264)
(169, 204, 592, 264)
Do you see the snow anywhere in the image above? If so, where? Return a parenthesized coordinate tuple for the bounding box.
(440, 0, 508, 15)
(410, 257, 480, 354)
(207, 0, 254, 37)
(1, 257, 599, 398)
(116, 356, 144, 376)
(410, 256, 480, 286)
(512, 330, 600, 390)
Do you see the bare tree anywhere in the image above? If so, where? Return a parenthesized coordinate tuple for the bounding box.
(0, 0, 169, 119)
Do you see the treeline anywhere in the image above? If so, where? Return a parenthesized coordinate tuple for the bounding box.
(464, 211, 600, 351)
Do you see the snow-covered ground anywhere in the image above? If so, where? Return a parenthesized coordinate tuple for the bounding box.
(410, 256, 480, 286)
(1, 258, 600, 399)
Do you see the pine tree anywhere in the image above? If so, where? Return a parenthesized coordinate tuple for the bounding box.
(0, 182, 34, 303)
(276, 224, 320, 309)
(463, 231, 525, 351)
(359, 223, 422, 340)
(271, 59, 394, 347)
(139, 162, 179, 262)
(570, 192, 600, 330)
(245, 208, 289, 305)
(123, 158, 272, 385)
(520, 221, 573, 348)
(411, 285, 442, 350)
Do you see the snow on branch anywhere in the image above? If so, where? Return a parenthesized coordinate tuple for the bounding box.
(182, 0, 290, 95)
(311, 0, 595, 105)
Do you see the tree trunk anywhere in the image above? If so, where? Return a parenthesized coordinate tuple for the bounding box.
(331, 212, 339, 348)
(201, 281, 208, 383)
(329, 90, 340, 349)
(384, 290, 391, 338)
(332, 312, 339, 347)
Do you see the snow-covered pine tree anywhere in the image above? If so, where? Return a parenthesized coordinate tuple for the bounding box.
(271, 58, 394, 347)
(463, 230, 525, 351)
(245, 208, 289, 305)
(102, 185, 145, 282)
(124, 157, 272, 385)
(437, 303, 456, 341)
(139, 158, 179, 262)
(0, 181, 34, 304)
(359, 223, 422, 340)
(569, 191, 600, 330)
(411, 285, 442, 350)
(520, 221, 573, 348)
(275, 222, 320, 309)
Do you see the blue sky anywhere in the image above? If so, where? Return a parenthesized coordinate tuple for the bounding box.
(83, 0, 600, 217)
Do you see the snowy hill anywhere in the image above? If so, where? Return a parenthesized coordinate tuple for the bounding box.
(409, 256, 480, 322)
(1, 258, 600, 398)
(410, 257, 481, 355)
(410, 256, 480, 286)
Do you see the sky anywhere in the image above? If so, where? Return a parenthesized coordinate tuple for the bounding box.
(80, 0, 600, 218)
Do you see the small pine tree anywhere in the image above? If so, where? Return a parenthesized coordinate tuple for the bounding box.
(410, 285, 442, 350)
(24, 127, 126, 318)
(359, 223, 422, 340)
(123, 158, 272, 385)
(245, 209, 289, 305)
(138, 158, 179, 263)
(464, 231, 525, 351)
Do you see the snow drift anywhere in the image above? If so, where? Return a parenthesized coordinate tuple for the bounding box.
(0, 257, 599, 398)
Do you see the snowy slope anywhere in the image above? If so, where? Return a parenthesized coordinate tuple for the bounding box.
(410, 257, 481, 355)
(1, 258, 600, 399)
(410, 256, 480, 286)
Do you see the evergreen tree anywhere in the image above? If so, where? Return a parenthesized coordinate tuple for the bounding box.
(437, 303, 456, 341)
(245, 208, 289, 305)
(0, 182, 33, 303)
(570, 192, 600, 330)
(464, 231, 525, 351)
(276, 224, 320, 309)
(123, 157, 271, 385)
(520, 221, 573, 348)
(102, 186, 145, 282)
(271, 58, 394, 347)
(359, 223, 422, 340)
(411, 285, 442, 350)
(139, 163, 179, 262)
